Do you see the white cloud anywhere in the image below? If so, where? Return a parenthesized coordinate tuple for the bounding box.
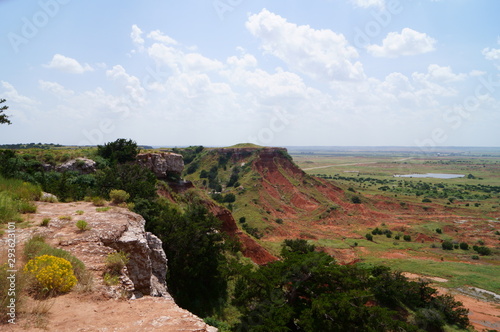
(350, 0, 385, 9)
(130, 24, 145, 52)
(147, 30, 178, 45)
(147, 42, 223, 73)
(44, 54, 93, 74)
(106, 65, 146, 108)
(425, 64, 466, 83)
(482, 47, 500, 61)
(246, 9, 364, 81)
(367, 28, 436, 58)
(39, 80, 75, 98)
(1, 81, 38, 106)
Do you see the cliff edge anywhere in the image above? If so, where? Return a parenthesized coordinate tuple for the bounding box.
(1, 202, 216, 332)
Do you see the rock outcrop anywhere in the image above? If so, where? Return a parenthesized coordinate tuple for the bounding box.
(55, 158, 97, 174)
(0, 202, 217, 331)
(136, 152, 184, 179)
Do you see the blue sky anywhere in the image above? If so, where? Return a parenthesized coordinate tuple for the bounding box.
(1, 0, 499, 147)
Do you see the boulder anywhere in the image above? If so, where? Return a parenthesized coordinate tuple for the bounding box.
(136, 153, 184, 179)
(56, 158, 97, 174)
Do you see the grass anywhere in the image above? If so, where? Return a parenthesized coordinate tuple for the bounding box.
(0, 176, 41, 224)
(364, 258, 500, 293)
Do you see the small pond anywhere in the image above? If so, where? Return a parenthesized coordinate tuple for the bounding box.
(394, 173, 465, 179)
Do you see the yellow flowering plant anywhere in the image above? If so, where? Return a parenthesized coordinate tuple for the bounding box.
(24, 255, 77, 294)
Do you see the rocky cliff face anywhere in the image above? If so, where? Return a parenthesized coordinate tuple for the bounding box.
(136, 152, 184, 179)
(2, 202, 216, 331)
(53, 158, 97, 174)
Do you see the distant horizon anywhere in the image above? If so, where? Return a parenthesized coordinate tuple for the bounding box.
(2, 142, 500, 151)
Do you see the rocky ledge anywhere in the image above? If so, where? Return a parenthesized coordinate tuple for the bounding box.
(0, 202, 216, 331)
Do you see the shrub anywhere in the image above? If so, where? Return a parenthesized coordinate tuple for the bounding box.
(474, 246, 492, 256)
(92, 197, 106, 207)
(403, 235, 411, 242)
(471, 255, 479, 260)
(58, 215, 72, 221)
(76, 220, 90, 231)
(109, 189, 130, 204)
(275, 218, 284, 224)
(239, 216, 246, 223)
(41, 218, 50, 227)
(223, 193, 236, 203)
(459, 242, 469, 250)
(103, 272, 120, 286)
(24, 255, 77, 294)
(441, 241, 454, 250)
(351, 195, 362, 204)
(435, 228, 442, 234)
(96, 206, 111, 212)
(75, 210, 84, 215)
(365, 233, 373, 241)
(422, 198, 432, 203)
(394, 234, 401, 240)
(106, 251, 129, 275)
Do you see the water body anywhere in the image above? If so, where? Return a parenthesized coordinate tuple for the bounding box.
(394, 173, 465, 179)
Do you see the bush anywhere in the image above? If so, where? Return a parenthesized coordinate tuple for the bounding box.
(41, 218, 50, 227)
(239, 216, 246, 223)
(24, 255, 77, 295)
(276, 218, 284, 224)
(92, 197, 106, 207)
(106, 251, 129, 275)
(109, 189, 130, 204)
(76, 220, 90, 231)
(23, 235, 87, 282)
(97, 138, 140, 164)
(471, 255, 479, 260)
(474, 246, 492, 256)
(365, 233, 373, 241)
(435, 228, 442, 234)
(459, 242, 469, 250)
(441, 240, 454, 250)
(403, 235, 411, 242)
(422, 198, 432, 203)
(351, 195, 362, 204)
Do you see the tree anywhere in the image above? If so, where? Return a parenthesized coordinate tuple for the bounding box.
(97, 138, 140, 164)
(0, 99, 12, 125)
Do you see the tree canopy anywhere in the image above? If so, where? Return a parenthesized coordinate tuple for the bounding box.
(0, 99, 12, 125)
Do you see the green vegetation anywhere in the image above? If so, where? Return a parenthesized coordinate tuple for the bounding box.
(105, 251, 129, 275)
(109, 189, 130, 204)
(75, 220, 90, 231)
(232, 240, 470, 331)
(0, 98, 11, 125)
(24, 255, 77, 295)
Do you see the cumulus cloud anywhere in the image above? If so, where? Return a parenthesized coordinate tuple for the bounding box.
(1, 81, 38, 106)
(131, 24, 145, 50)
(147, 30, 178, 45)
(39, 80, 75, 97)
(245, 9, 364, 81)
(106, 65, 146, 108)
(44, 54, 93, 74)
(367, 28, 436, 58)
(350, 0, 385, 9)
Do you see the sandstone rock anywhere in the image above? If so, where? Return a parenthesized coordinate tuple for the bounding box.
(136, 152, 184, 179)
(56, 157, 97, 174)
